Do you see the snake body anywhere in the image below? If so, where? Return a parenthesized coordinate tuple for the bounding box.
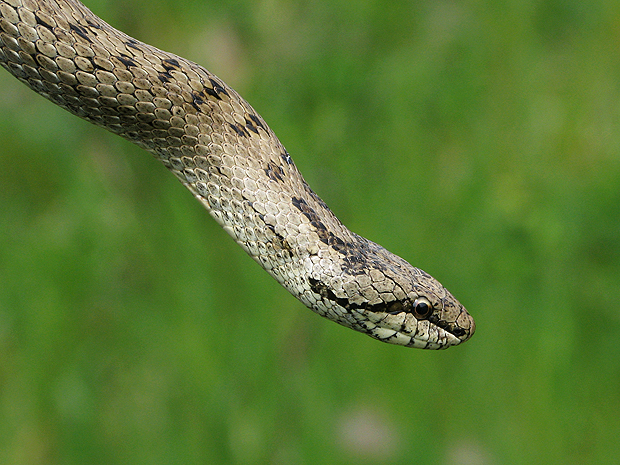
(0, 0, 475, 348)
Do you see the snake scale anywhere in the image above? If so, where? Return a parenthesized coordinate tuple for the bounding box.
(0, 0, 475, 348)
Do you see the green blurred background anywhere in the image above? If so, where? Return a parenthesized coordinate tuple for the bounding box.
(1, 0, 620, 463)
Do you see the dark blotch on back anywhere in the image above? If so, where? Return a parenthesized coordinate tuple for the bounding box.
(264, 161, 285, 182)
(291, 196, 355, 257)
(244, 117, 259, 134)
(256, 213, 292, 257)
(158, 73, 172, 84)
(248, 114, 266, 131)
(162, 58, 181, 70)
(117, 55, 136, 68)
(125, 40, 142, 51)
(230, 123, 249, 138)
(291, 197, 330, 245)
(281, 150, 293, 165)
(69, 23, 92, 42)
(84, 17, 102, 29)
(157, 59, 181, 84)
(204, 86, 221, 100)
(208, 78, 230, 98)
(34, 13, 54, 29)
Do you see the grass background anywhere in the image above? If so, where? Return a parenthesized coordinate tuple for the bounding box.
(1, 0, 620, 463)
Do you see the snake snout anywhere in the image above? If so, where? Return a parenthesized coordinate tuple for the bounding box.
(448, 305, 476, 343)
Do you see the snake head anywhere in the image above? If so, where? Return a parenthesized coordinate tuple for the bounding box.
(367, 270, 476, 349)
(303, 237, 475, 349)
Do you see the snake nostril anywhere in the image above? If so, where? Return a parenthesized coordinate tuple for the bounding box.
(452, 327, 466, 337)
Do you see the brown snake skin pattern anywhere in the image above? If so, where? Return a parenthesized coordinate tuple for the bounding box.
(0, 0, 475, 348)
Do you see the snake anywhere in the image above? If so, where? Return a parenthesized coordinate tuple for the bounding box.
(0, 0, 475, 349)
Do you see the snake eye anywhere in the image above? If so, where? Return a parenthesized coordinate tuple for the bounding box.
(412, 297, 433, 319)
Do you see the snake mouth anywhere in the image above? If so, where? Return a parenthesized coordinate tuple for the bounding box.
(428, 325, 467, 348)
(401, 325, 463, 349)
(361, 311, 471, 349)
(405, 328, 463, 350)
(427, 302, 476, 344)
